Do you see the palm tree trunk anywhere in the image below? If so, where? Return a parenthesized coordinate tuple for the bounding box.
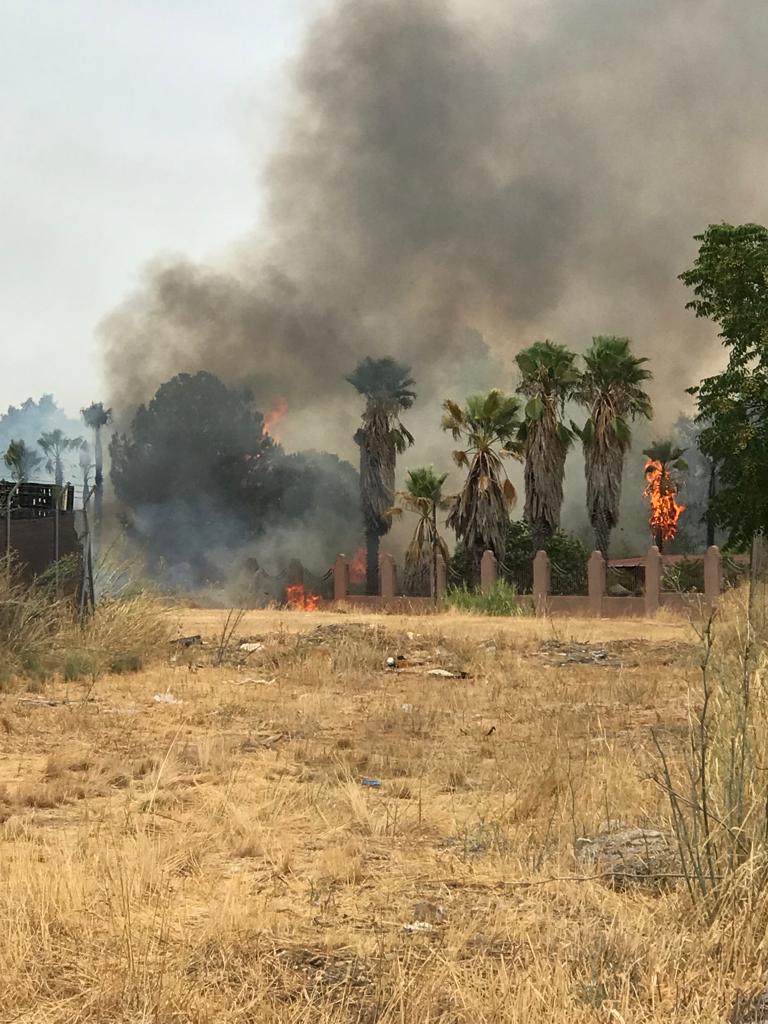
(593, 507, 611, 563)
(531, 520, 553, 556)
(366, 532, 379, 596)
(94, 425, 103, 559)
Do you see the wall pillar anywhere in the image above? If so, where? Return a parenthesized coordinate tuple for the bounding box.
(645, 545, 662, 615)
(480, 550, 497, 592)
(704, 545, 722, 605)
(333, 555, 349, 601)
(380, 552, 397, 600)
(533, 549, 551, 614)
(588, 550, 605, 617)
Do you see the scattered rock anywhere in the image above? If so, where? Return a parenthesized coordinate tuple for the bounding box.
(575, 821, 678, 888)
(172, 635, 202, 647)
(402, 921, 434, 934)
(427, 668, 469, 679)
(412, 900, 446, 924)
(153, 691, 182, 705)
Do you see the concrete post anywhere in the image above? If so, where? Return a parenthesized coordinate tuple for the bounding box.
(588, 551, 605, 617)
(645, 545, 662, 615)
(435, 555, 447, 599)
(704, 545, 722, 605)
(480, 550, 497, 592)
(532, 549, 550, 613)
(333, 555, 349, 601)
(379, 552, 397, 600)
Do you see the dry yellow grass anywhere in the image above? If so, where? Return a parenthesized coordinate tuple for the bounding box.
(0, 602, 761, 1022)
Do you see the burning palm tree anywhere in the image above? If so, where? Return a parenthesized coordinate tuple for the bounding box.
(389, 466, 449, 597)
(643, 439, 687, 551)
(3, 439, 42, 483)
(347, 357, 415, 595)
(37, 429, 84, 488)
(574, 336, 652, 560)
(516, 340, 580, 552)
(442, 390, 522, 576)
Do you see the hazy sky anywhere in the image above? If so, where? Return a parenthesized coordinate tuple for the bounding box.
(0, 1, 319, 416)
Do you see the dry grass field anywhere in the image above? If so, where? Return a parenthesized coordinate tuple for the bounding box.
(2, 596, 767, 1022)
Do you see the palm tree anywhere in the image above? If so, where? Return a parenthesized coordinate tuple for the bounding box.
(3, 439, 42, 483)
(347, 357, 416, 595)
(442, 390, 523, 576)
(38, 429, 83, 488)
(81, 402, 111, 553)
(81, 402, 112, 493)
(642, 439, 687, 551)
(389, 466, 449, 597)
(574, 336, 653, 560)
(516, 340, 580, 552)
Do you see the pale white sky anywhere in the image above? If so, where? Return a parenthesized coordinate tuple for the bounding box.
(0, 1, 320, 416)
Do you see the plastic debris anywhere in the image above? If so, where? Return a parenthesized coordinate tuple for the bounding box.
(153, 691, 182, 704)
(239, 642, 265, 653)
(360, 777, 382, 788)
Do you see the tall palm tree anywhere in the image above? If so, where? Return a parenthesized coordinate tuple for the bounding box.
(442, 390, 522, 575)
(347, 357, 416, 595)
(3, 439, 42, 483)
(642, 439, 687, 551)
(81, 402, 112, 493)
(37, 429, 83, 487)
(516, 340, 580, 552)
(81, 402, 112, 550)
(389, 466, 449, 597)
(574, 336, 653, 560)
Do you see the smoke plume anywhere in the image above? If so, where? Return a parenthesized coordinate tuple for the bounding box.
(103, 0, 768, 487)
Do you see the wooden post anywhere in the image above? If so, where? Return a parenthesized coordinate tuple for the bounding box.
(532, 550, 550, 614)
(435, 555, 447, 599)
(588, 551, 605, 617)
(379, 552, 397, 600)
(645, 545, 662, 615)
(480, 550, 497, 592)
(333, 555, 349, 601)
(704, 545, 722, 605)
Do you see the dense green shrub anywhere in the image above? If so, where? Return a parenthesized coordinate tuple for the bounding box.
(447, 580, 524, 616)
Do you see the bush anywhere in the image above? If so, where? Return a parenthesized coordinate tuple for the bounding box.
(447, 580, 523, 616)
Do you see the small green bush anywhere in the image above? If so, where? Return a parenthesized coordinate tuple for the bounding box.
(108, 651, 143, 674)
(447, 580, 523, 616)
(62, 651, 100, 682)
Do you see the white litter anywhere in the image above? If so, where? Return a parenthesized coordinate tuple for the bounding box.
(239, 642, 265, 653)
(402, 921, 434, 933)
(427, 668, 460, 679)
(400, 703, 414, 713)
(153, 691, 182, 704)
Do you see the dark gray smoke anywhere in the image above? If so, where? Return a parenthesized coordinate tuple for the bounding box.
(103, 0, 768, 488)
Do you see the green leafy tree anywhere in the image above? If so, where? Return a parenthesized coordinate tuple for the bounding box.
(347, 357, 415, 595)
(37, 429, 84, 488)
(574, 336, 652, 560)
(3, 439, 42, 483)
(680, 223, 768, 549)
(515, 340, 579, 552)
(442, 390, 522, 575)
(389, 466, 449, 597)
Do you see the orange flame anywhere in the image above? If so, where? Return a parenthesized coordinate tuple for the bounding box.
(285, 583, 319, 611)
(349, 548, 366, 584)
(262, 397, 288, 440)
(643, 459, 685, 546)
